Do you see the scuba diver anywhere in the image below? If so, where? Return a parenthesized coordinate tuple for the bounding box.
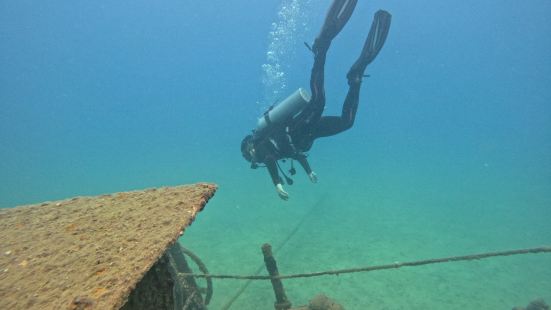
(241, 0, 392, 200)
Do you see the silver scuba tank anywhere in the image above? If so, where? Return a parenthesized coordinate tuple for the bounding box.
(255, 88, 311, 137)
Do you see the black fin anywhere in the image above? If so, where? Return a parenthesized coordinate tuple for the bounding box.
(312, 0, 358, 54)
(347, 10, 392, 82)
(363, 10, 392, 65)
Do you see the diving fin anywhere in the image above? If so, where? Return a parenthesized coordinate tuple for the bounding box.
(313, 0, 358, 54)
(348, 10, 392, 81)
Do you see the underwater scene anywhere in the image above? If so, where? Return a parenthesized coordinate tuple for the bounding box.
(1, 0, 550, 309)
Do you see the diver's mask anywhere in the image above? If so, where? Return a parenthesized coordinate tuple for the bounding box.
(240, 134, 258, 168)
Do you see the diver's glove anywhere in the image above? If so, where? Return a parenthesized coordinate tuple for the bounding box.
(276, 183, 289, 201)
(308, 171, 318, 183)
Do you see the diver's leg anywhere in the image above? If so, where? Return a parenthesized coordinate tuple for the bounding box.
(312, 82, 361, 138)
(300, 0, 358, 125)
(347, 10, 392, 84)
(314, 11, 392, 138)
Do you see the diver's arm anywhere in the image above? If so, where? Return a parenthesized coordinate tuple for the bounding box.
(266, 158, 289, 200)
(266, 158, 281, 185)
(296, 154, 312, 174)
(296, 155, 318, 183)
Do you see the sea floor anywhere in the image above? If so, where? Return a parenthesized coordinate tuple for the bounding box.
(180, 174, 551, 310)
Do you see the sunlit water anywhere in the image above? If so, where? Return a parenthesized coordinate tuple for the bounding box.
(1, 1, 550, 309)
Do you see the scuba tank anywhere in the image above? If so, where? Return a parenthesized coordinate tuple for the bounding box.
(255, 88, 311, 138)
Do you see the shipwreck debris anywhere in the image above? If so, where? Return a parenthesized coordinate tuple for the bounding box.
(0, 183, 217, 310)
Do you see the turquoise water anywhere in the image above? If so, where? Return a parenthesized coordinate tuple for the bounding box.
(1, 0, 550, 309)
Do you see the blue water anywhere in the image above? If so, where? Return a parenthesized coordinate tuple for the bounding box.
(1, 1, 550, 309)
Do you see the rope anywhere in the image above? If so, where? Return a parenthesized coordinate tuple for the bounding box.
(180, 246, 213, 305)
(220, 194, 327, 310)
(180, 246, 551, 281)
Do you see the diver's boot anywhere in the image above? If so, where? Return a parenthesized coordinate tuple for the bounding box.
(312, 0, 358, 56)
(347, 10, 392, 85)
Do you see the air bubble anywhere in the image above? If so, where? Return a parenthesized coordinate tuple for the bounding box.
(258, 0, 313, 110)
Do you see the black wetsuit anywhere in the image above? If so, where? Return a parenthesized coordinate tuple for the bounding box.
(248, 1, 391, 187)
(252, 37, 364, 186)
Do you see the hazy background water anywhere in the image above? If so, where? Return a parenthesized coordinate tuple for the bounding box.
(1, 0, 550, 309)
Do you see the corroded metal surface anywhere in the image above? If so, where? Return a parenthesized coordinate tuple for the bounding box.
(0, 183, 217, 310)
